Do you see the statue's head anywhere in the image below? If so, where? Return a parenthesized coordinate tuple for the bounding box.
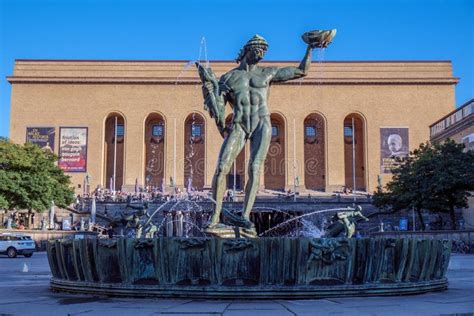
(236, 34, 268, 64)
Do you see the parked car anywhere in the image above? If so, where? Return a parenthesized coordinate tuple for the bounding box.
(0, 233, 36, 258)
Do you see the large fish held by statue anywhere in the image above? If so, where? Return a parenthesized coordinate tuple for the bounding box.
(195, 62, 226, 136)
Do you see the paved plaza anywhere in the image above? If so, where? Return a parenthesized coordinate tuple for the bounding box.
(0, 252, 473, 316)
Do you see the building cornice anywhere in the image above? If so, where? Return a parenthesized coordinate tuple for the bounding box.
(6, 76, 459, 85)
(14, 59, 454, 64)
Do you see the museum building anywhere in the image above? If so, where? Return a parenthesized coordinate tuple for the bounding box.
(7, 60, 458, 194)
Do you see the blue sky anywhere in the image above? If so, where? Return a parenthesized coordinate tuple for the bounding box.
(1, 0, 473, 138)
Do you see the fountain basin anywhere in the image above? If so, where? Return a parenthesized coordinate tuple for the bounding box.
(47, 237, 451, 299)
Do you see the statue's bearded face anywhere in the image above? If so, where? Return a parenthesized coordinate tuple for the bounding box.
(246, 46, 266, 64)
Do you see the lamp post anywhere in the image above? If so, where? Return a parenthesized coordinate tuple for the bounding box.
(91, 196, 96, 227)
(352, 117, 356, 205)
(173, 118, 177, 189)
(113, 116, 118, 194)
(49, 201, 55, 230)
(293, 118, 297, 203)
(233, 161, 236, 201)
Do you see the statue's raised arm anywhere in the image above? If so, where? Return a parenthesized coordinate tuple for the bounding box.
(195, 62, 226, 137)
(271, 45, 312, 82)
(272, 29, 337, 83)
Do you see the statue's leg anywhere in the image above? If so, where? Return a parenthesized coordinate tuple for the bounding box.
(242, 117, 271, 221)
(210, 125, 246, 225)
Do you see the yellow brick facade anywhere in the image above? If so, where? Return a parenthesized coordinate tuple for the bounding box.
(8, 60, 457, 193)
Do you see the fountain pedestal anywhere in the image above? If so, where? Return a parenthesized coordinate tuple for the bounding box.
(47, 237, 451, 299)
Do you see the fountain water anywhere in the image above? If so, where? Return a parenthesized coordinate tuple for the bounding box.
(259, 207, 357, 237)
(177, 37, 211, 195)
(185, 112, 197, 193)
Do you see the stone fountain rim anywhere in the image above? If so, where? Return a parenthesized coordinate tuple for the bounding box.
(50, 278, 448, 299)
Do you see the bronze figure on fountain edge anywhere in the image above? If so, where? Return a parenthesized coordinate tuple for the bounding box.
(196, 30, 336, 238)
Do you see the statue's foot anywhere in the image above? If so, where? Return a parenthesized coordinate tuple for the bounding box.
(242, 230, 257, 238)
(204, 222, 229, 230)
(238, 226, 257, 238)
(240, 217, 255, 230)
(222, 209, 255, 229)
(203, 222, 236, 238)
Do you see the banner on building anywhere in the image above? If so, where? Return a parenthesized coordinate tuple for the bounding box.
(380, 127, 409, 174)
(26, 127, 55, 152)
(58, 127, 88, 172)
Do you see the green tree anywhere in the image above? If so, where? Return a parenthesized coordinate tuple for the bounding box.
(0, 139, 75, 227)
(373, 140, 474, 230)
(425, 140, 474, 229)
(373, 143, 433, 230)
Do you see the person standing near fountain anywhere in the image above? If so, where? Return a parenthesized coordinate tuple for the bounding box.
(196, 32, 336, 235)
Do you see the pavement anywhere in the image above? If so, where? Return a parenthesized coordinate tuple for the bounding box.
(0, 252, 473, 316)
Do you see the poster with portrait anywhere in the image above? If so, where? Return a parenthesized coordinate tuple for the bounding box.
(26, 127, 55, 152)
(380, 127, 409, 174)
(58, 127, 88, 172)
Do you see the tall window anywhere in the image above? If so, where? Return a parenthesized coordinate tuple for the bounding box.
(105, 114, 125, 191)
(304, 114, 326, 191)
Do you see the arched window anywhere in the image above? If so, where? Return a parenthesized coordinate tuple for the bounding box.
(144, 113, 165, 188)
(184, 113, 206, 191)
(264, 113, 286, 191)
(104, 113, 125, 191)
(304, 113, 326, 191)
(343, 113, 366, 191)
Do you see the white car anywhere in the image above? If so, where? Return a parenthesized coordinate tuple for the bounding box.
(0, 233, 36, 258)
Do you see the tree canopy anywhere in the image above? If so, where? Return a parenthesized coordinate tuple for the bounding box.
(0, 138, 75, 213)
(373, 140, 474, 230)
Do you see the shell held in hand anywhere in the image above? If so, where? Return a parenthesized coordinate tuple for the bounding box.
(302, 29, 337, 48)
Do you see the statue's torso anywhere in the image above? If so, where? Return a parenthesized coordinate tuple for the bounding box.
(222, 67, 273, 134)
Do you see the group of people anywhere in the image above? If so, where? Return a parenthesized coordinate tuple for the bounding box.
(74, 186, 215, 212)
(2, 217, 25, 230)
(76, 188, 170, 207)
